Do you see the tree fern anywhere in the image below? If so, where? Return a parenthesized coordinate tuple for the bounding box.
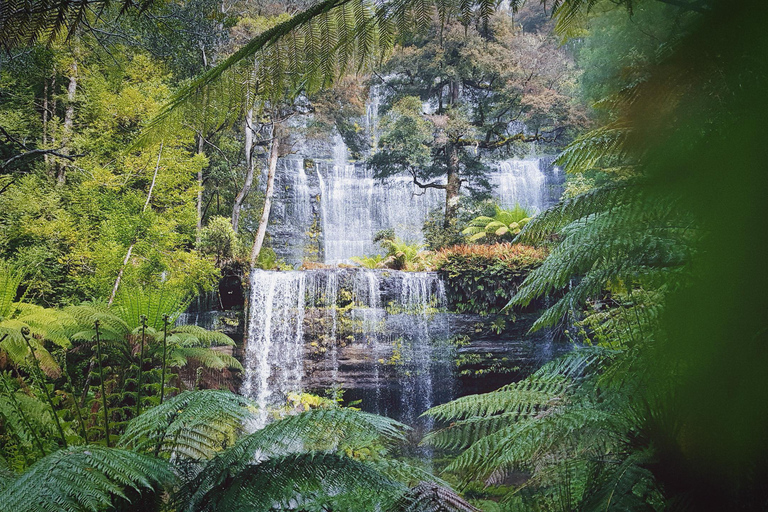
(0, 445, 175, 512)
(389, 481, 480, 512)
(119, 390, 254, 460)
(180, 408, 408, 509)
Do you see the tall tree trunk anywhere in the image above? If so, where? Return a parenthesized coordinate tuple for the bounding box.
(48, 72, 57, 178)
(108, 145, 163, 306)
(444, 144, 461, 228)
(250, 122, 281, 267)
(57, 61, 77, 186)
(42, 79, 49, 170)
(196, 134, 205, 245)
(232, 108, 256, 232)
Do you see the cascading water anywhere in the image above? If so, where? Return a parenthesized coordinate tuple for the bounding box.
(491, 158, 547, 213)
(241, 268, 453, 428)
(241, 270, 306, 428)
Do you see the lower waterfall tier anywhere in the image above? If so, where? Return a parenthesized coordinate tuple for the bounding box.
(236, 268, 567, 428)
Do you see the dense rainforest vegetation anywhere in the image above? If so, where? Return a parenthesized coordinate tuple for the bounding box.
(1, 0, 767, 510)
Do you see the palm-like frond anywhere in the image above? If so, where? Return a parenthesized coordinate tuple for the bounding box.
(180, 409, 409, 511)
(0, 445, 175, 512)
(169, 347, 243, 371)
(510, 185, 694, 331)
(170, 324, 235, 346)
(389, 481, 480, 512)
(0, 320, 62, 378)
(555, 123, 633, 174)
(119, 390, 254, 460)
(0, 377, 61, 456)
(115, 285, 189, 330)
(187, 452, 402, 512)
(0, 261, 22, 320)
(0, 0, 162, 49)
(181, 408, 408, 510)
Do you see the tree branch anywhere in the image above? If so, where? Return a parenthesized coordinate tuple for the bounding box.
(410, 170, 446, 190)
(1, 148, 81, 170)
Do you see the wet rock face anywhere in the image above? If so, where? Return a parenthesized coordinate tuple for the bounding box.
(180, 267, 569, 424)
(237, 268, 570, 426)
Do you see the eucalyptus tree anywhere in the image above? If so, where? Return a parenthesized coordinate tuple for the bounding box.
(369, 14, 583, 227)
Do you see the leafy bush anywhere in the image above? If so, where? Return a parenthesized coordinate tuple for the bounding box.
(433, 244, 546, 315)
(462, 204, 533, 243)
(422, 199, 492, 251)
(380, 238, 426, 271)
(350, 254, 387, 269)
(198, 216, 237, 265)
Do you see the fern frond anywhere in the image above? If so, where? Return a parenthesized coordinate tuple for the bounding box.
(185, 453, 402, 512)
(0, 445, 175, 512)
(389, 481, 479, 512)
(555, 123, 632, 173)
(119, 390, 253, 460)
(182, 408, 408, 508)
(170, 347, 244, 371)
(0, 261, 22, 320)
(171, 324, 235, 346)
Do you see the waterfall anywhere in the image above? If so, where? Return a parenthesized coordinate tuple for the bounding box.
(241, 270, 306, 428)
(241, 268, 452, 426)
(388, 272, 449, 429)
(490, 158, 547, 213)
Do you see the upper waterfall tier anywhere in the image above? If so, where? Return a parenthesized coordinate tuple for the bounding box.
(265, 149, 563, 266)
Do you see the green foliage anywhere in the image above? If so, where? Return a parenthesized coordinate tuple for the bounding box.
(177, 408, 417, 511)
(199, 216, 238, 265)
(351, 254, 387, 269)
(119, 390, 253, 460)
(462, 204, 533, 243)
(380, 238, 426, 271)
(0, 445, 176, 512)
(423, 347, 664, 510)
(433, 244, 546, 315)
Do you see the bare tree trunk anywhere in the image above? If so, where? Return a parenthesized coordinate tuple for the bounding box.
(48, 72, 57, 179)
(42, 79, 49, 169)
(250, 123, 281, 267)
(444, 144, 461, 228)
(196, 134, 204, 245)
(57, 61, 77, 186)
(108, 144, 163, 306)
(232, 108, 257, 232)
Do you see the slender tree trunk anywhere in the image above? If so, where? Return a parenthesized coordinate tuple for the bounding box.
(250, 122, 281, 267)
(48, 72, 57, 179)
(232, 108, 257, 232)
(42, 79, 49, 170)
(196, 134, 205, 245)
(444, 144, 461, 228)
(108, 145, 163, 306)
(57, 60, 77, 186)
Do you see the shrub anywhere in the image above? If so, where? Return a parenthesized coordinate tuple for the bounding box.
(198, 216, 236, 265)
(462, 204, 533, 243)
(433, 243, 547, 315)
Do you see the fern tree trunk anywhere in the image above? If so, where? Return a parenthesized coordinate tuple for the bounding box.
(232, 108, 257, 232)
(249, 121, 282, 267)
